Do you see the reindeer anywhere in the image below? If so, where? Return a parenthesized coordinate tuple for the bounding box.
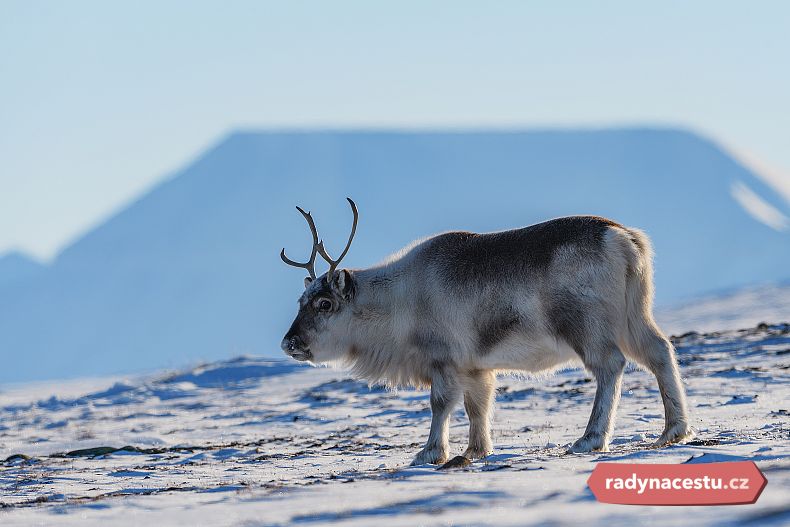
(280, 198, 692, 465)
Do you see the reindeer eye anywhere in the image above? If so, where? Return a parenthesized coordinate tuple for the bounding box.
(317, 299, 332, 312)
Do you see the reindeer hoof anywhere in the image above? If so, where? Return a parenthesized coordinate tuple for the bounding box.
(410, 445, 448, 466)
(653, 422, 694, 448)
(567, 433, 608, 453)
(462, 446, 493, 460)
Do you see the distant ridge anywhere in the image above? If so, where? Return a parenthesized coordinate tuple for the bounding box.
(2, 128, 788, 382)
(657, 282, 790, 335)
(0, 250, 44, 288)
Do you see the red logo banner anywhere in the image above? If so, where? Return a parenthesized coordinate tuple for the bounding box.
(587, 461, 767, 505)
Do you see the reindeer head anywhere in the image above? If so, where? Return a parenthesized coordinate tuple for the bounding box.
(280, 198, 358, 363)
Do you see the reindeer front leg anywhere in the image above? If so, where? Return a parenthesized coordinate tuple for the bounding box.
(411, 364, 461, 465)
(462, 369, 495, 459)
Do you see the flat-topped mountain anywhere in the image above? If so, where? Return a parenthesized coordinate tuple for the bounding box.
(0, 251, 43, 289)
(2, 129, 788, 382)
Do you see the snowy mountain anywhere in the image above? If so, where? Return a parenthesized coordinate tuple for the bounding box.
(0, 251, 43, 289)
(1, 128, 789, 383)
(657, 282, 790, 335)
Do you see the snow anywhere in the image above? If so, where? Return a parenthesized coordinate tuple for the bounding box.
(731, 180, 790, 231)
(657, 282, 790, 335)
(1, 324, 788, 525)
(0, 251, 43, 289)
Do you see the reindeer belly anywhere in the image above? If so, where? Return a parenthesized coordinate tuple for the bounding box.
(476, 332, 580, 373)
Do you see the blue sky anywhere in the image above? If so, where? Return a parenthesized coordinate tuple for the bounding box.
(2, 1, 789, 260)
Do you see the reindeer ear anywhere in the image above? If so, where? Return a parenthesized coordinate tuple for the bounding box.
(330, 269, 355, 299)
(304, 276, 313, 288)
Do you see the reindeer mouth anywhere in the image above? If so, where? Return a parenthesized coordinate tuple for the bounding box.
(285, 336, 313, 362)
(287, 349, 313, 362)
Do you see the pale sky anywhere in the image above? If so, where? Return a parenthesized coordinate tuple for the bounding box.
(2, 1, 789, 261)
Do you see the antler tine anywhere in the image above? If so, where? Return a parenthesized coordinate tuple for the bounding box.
(316, 197, 359, 278)
(295, 206, 320, 246)
(280, 206, 321, 279)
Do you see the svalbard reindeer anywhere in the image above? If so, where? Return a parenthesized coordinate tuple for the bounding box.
(280, 198, 692, 465)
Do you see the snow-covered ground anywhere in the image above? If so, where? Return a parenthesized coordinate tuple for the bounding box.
(657, 283, 790, 335)
(1, 324, 788, 526)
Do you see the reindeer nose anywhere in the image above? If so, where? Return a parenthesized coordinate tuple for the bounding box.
(281, 334, 305, 353)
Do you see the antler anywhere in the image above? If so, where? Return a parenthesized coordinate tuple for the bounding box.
(280, 198, 358, 281)
(280, 206, 320, 279)
(317, 197, 358, 278)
